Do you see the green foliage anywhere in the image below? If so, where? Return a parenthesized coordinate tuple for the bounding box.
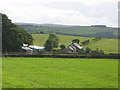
(92, 37, 102, 41)
(83, 47, 104, 54)
(78, 48, 85, 53)
(1, 14, 33, 52)
(81, 39, 90, 46)
(44, 39, 53, 51)
(44, 34, 59, 51)
(40, 31, 44, 34)
(74, 46, 105, 54)
(91, 48, 104, 54)
(60, 44, 66, 50)
(85, 47, 91, 53)
(49, 34, 59, 48)
(81, 37, 102, 46)
(72, 39, 80, 44)
(3, 57, 118, 88)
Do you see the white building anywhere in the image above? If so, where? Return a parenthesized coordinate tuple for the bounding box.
(22, 44, 45, 53)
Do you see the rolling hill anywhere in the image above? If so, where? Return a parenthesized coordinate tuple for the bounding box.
(32, 34, 119, 54)
(16, 23, 119, 39)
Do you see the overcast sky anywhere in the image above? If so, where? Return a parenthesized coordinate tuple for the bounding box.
(0, 0, 119, 27)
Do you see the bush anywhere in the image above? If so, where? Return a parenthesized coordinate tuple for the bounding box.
(60, 44, 66, 50)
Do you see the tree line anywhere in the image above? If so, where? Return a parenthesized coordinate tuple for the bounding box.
(1, 13, 33, 52)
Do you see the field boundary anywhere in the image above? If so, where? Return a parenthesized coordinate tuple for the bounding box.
(2, 53, 120, 59)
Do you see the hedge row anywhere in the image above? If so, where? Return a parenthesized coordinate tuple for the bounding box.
(2, 53, 120, 59)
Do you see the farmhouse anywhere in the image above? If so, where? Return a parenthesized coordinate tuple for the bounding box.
(61, 43, 83, 53)
(22, 44, 45, 53)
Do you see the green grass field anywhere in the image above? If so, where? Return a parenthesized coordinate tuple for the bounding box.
(32, 34, 119, 54)
(3, 57, 118, 88)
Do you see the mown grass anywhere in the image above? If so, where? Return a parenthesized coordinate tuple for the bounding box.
(3, 57, 118, 88)
(32, 34, 119, 54)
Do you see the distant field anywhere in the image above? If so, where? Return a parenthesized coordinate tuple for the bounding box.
(32, 34, 119, 54)
(19, 24, 118, 38)
(3, 57, 118, 88)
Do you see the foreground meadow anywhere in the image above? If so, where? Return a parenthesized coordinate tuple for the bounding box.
(2, 57, 118, 88)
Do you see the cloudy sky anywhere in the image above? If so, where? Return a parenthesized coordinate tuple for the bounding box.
(0, 0, 119, 27)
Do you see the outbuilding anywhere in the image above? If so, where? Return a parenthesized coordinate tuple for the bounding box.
(22, 44, 45, 53)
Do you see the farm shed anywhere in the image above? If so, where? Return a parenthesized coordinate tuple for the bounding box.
(22, 44, 45, 53)
(68, 43, 83, 52)
(61, 43, 83, 53)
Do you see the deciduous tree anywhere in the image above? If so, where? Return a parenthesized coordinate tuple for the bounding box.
(1, 13, 33, 52)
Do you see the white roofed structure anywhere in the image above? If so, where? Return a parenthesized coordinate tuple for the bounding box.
(29, 45, 45, 50)
(22, 44, 45, 53)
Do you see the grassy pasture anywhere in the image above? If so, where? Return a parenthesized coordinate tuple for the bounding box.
(32, 34, 93, 47)
(32, 34, 119, 54)
(3, 57, 118, 88)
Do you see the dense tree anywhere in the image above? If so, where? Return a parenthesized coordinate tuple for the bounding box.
(44, 39, 53, 51)
(1, 13, 33, 52)
(91, 48, 104, 54)
(60, 44, 66, 50)
(48, 33, 59, 48)
(44, 34, 59, 51)
(72, 39, 80, 44)
(85, 47, 91, 53)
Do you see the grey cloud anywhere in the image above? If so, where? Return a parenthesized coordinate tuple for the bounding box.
(44, 1, 117, 23)
(0, 0, 118, 27)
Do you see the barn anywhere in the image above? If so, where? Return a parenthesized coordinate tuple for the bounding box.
(61, 43, 83, 53)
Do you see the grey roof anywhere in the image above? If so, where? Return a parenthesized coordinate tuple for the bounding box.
(68, 43, 82, 52)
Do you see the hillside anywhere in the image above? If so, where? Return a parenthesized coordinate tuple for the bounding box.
(32, 34, 119, 54)
(16, 23, 119, 39)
